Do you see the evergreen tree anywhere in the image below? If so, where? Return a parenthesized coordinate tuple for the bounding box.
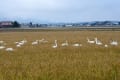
(13, 21, 20, 28)
(29, 22, 33, 27)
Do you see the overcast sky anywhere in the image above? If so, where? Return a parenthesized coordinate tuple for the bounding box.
(0, 0, 120, 23)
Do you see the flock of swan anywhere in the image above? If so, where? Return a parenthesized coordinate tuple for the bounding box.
(0, 37, 119, 52)
(52, 38, 118, 48)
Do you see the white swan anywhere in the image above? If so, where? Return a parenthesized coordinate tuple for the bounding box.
(61, 40, 68, 46)
(72, 43, 82, 47)
(14, 42, 19, 44)
(32, 40, 39, 45)
(95, 38, 102, 45)
(0, 41, 4, 44)
(52, 40, 58, 48)
(39, 38, 48, 43)
(20, 40, 27, 44)
(18, 42, 24, 45)
(104, 44, 108, 48)
(6, 48, 14, 51)
(110, 40, 118, 46)
(0, 46, 5, 49)
(16, 44, 21, 47)
(87, 38, 95, 44)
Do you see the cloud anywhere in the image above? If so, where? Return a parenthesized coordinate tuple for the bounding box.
(0, 0, 120, 22)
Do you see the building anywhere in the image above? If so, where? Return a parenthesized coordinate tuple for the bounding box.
(0, 21, 13, 28)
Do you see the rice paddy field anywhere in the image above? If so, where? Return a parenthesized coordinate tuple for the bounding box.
(0, 31, 120, 80)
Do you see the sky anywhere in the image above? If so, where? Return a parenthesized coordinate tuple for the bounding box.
(0, 0, 120, 23)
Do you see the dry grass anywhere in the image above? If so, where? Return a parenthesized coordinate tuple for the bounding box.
(0, 31, 120, 80)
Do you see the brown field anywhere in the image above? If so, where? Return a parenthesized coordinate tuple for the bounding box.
(0, 31, 120, 80)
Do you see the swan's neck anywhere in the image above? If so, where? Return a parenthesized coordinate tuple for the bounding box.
(55, 40, 57, 46)
(95, 38, 98, 43)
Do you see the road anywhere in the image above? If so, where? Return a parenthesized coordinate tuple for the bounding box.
(0, 27, 120, 32)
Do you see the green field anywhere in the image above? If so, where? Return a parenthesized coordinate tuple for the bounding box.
(0, 31, 120, 80)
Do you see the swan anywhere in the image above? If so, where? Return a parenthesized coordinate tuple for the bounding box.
(16, 44, 21, 47)
(61, 40, 68, 46)
(6, 48, 14, 51)
(52, 40, 58, 48)
(21, 39, 27, 44)
(87, 38, 95, 44)
(72, 43, 82, 47)
(39, 38, 48, 43)
(32, 40, 39, 45)
(95, 38, 102, 45)
(110, 40, 118, 46)
(18, 42, 24, 45)
(104, 44, 108, 48)
(0, 46, 5, 49)
(0, 41, 4, 44)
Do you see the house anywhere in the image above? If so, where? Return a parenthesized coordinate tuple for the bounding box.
(0, 21, 13, 28)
